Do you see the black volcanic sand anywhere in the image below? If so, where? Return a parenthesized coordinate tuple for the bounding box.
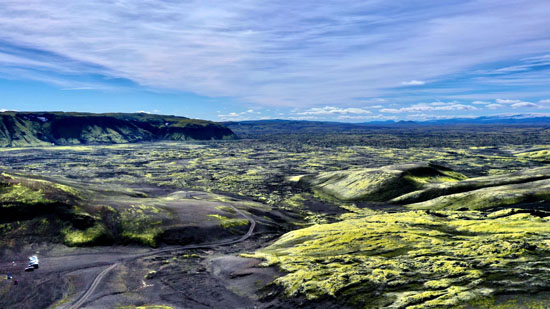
(0, 236, 345, 309)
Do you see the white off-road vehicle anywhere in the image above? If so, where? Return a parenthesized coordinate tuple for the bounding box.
(25, 255, 39, 271)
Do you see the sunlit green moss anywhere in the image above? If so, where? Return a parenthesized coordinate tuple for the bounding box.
(0, 183, 52, 205)
(300, 164, 467, 202)
(406, 178, 550, 210)
(516, 148, 550, 162)
(246, 209, 550, 307)
(122, 230, 160, 247)
(62, 223, 109, 246)
(119, 205, 165, 247)
(116, 305, 174, 309)
(208, 214, 249, 229)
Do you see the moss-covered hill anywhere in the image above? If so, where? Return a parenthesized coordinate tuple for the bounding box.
(298, 163, 467, 202)
(246, 208, 550, 308)
(0, 112, 236, 147)
(298, 164, 550, 211)
(243, 163, 550, 307)
(0, 171, 281, 247)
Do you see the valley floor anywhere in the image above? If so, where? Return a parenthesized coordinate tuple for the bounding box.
(2, 131, 550, 308)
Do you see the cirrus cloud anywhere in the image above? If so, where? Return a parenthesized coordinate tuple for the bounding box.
(297, 106, 372, 116)
(380, 102, 478, 114)
(401, 80, 426, 86)
(0, 0, 548, 114)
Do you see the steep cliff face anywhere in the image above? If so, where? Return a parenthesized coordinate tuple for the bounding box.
(0, 112, 236, 146)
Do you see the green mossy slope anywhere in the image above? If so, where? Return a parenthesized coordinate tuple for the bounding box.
(299, 163, 466, 202)
(0, 171, 268, 247)
(300, 163, 550, 211)
(392, 166, 550, 205)
(0, 172, 111, 245)
(0, 112, 236, 147)
(406, 178, 550, 210)
(247, 209, 550, 308)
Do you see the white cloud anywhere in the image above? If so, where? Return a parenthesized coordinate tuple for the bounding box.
(511, 102, 539, 108)
(401, 80, 426, 86)
(297, 106, 372, 116)
(486, 104, 503, 109)
(539, 99, 550, 104)
(0, 1, 549, 110)
(380, 102, 478, 113)
(495, 98, 539, 108)
(219, 112, 240, 118)
(287, 116, 319, 121)
(496, 99, 522, 104)
(338, 114, 397, 121)
(472, 100, 491, 105)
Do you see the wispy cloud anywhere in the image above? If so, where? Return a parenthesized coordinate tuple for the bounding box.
(495, 98, 540, 108)
(472, 101, 491, 105)
(401, 80, 426, 86)
(486, 104, 503, 109)
(217, 108, 261, 120)
(380, 102, 478, 114)
(297, 106, 371, 116)
(511, 102, 538, 108)
(0, 1, 550, 117)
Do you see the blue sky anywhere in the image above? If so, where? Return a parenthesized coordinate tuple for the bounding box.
(1, 0, 550, 122)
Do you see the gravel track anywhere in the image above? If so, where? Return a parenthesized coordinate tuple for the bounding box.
(62, 203, 256, 309)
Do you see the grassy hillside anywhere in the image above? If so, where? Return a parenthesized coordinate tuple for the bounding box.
(0, 112, 236, 147)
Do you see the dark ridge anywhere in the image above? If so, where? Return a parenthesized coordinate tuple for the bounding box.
(0, 111, 236, 147)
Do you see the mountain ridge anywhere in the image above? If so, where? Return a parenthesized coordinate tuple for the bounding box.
(0, 111, 236, 147)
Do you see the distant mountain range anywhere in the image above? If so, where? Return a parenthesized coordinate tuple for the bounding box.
(0, 112, 236, 147)
(419, 114, 550, 125)
(223, 114, 550, 136)
(2, 112, 547, 147)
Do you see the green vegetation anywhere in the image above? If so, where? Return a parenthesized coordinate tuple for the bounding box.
(406, 178, 550, 210)
(3, 127, 550, 307)
(515, 147, 550, 162)
(116, 305, 174, 309)
(392, 166, 550, 205)
(208, 214, 249, 229)
(246, 209, 550, 308)
(62, 223, 110, 246)
(0, 112, 235, 147)
(0, 183, 52, 205)
(299, 164, 466, 202)
(0, 170, 266, 247)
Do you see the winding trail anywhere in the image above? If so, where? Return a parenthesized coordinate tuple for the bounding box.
(65, 203, 256, 309)
(70, 263, 118, 309)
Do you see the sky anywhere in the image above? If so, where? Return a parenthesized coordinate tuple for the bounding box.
(1, 0, 550, 122)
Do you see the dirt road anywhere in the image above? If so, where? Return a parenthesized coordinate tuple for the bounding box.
(61, 202, 256, 309)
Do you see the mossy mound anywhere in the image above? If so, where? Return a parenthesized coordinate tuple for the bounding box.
(0, 172, 113, 245)
(246, 209, 550, 308)
(0, 172, 265, 247)
(406, 178, 550, 211)
(0, 172, 79, 207)
(515, 147, 550, 162)
(62, 223, 112, 246)
(381, 166, 550, 210)
(392, 166, 550, 205)
(299, 163, 466, 202)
